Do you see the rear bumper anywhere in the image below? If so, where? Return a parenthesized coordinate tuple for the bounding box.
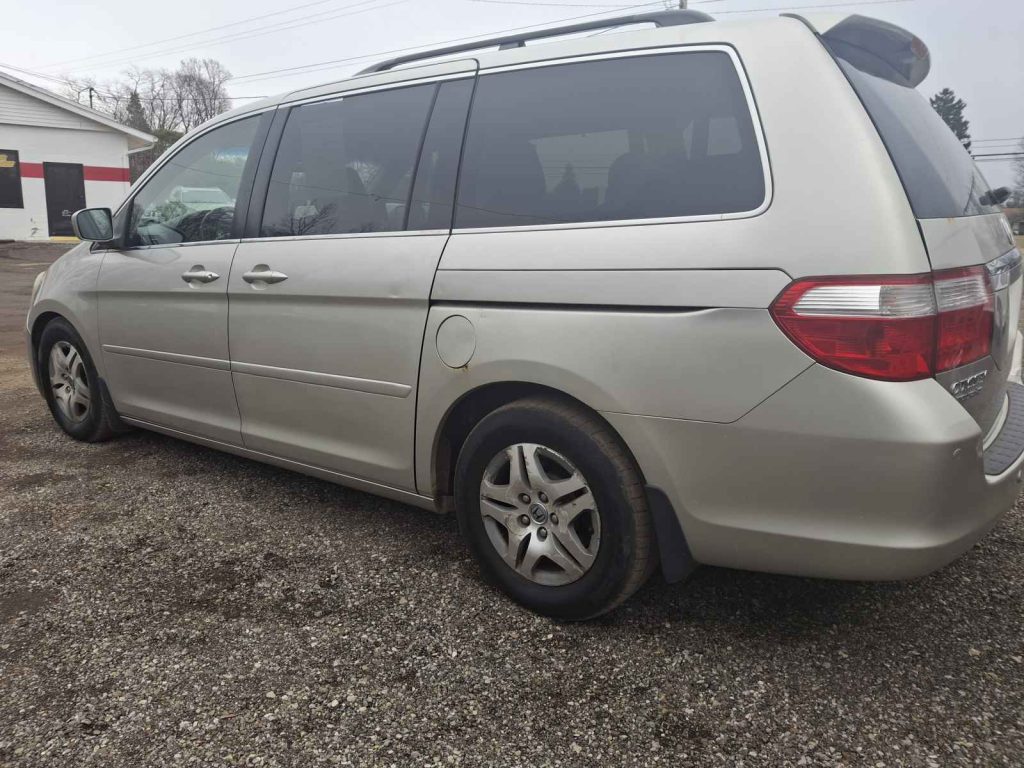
(605, 364, 1024, 581)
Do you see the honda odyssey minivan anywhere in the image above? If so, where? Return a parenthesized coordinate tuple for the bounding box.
(28, 10, 1024, 619)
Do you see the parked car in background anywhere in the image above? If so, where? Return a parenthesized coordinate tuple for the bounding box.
(27, 10, 1024, 619)
(168, 186, 236, 211)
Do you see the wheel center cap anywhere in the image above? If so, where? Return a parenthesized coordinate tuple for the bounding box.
(529, 503, 549, 524)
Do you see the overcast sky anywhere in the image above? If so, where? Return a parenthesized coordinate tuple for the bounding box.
(3, 0, 1022, 187)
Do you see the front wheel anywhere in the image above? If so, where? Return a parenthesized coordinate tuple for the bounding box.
(454, 397, 654, 620)
(37, 318, 122, 443)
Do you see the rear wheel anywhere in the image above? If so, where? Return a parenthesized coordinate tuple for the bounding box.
(37, 318, 122, 443)
(454, 397, 654, 620)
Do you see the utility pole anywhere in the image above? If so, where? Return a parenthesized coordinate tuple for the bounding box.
(76, 86, 97, 109)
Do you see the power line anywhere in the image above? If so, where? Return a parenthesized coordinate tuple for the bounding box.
(0, 61, 69, 86)
(971, 144, 1024, 151)
(68, 0, 403, 75)
(971, 140, 1024, 147)
(227, 0, 680, 84)
(39, 0, 383, 70)
(0, 62, 266, 102)
(102, 94, 269, 103)
(68, 0, 411, 75)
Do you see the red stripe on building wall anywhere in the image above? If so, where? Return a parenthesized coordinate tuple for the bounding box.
(83, 166, 130, 182)
(17, 162, 129, 182)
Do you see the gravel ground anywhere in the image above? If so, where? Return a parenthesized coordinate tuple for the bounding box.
(2, 241, 1024, 767)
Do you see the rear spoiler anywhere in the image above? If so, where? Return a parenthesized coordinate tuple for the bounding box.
(784, 13, 930, 87)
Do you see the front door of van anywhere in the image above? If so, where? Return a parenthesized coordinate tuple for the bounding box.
(228, 69, 474, 491)
(97, 115, 266, 444)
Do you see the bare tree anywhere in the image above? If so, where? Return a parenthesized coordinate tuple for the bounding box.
(172, 58, 232, 131)
(59, 59, 233, 179)
(61, 59, 231, 134)
(120, 67, 181, 134)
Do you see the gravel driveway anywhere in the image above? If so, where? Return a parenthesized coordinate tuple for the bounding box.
(1, 242, 1023, 767)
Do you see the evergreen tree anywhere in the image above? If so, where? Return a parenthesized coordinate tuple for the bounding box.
(124, 91, 151, 133)
(929, 88, 971, 150)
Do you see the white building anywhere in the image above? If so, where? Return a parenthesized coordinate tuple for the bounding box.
(0, 72, 154, 241)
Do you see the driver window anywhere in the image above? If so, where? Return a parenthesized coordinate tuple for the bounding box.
(127, 117, 259, 247)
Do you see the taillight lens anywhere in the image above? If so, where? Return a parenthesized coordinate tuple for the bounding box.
(770, 268, 993, 382)
(933, 267, 993, 371)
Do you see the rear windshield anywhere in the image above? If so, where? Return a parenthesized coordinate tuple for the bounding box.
(835, 57, 999, 220)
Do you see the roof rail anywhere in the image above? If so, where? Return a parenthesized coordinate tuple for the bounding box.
(355, 9, 714, 75)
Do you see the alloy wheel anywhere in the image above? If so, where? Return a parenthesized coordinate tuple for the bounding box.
(48, 340, 91, 423)
(479, 443, 601, 586)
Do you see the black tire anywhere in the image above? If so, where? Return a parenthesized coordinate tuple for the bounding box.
(454, 397, 654, 621)
(37, 318, 123, 443)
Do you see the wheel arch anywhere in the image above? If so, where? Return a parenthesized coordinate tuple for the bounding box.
(30, 309, 109, 402)
(29, 310, 68, 395)
(30, 310, 66, 349)
(430, 382, 603, 508)
(428, 380, 695, 581)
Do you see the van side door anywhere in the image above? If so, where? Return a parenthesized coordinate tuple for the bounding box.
(227, 62, 476, 491)
(97, 114, 270, 444)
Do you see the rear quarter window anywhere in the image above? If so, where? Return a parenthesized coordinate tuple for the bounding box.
(454, 50, 766, 229)
(834, 57, 999, 220)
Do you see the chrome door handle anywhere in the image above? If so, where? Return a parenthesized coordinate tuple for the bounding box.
(242, 265, 289, 285)
(181, 266, 220, 284)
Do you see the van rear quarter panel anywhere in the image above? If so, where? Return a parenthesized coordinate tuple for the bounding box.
(416, 18, 932, 494)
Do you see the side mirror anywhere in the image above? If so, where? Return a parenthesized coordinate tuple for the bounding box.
(71, 207, 114, 242)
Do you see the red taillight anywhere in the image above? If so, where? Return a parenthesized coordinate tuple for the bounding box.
(933, 267, 993, 371)
(769, 268, 993, 382)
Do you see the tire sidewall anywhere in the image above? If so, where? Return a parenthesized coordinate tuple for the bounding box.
(37, 319, 104, 441)
(455, 403, 641, 620)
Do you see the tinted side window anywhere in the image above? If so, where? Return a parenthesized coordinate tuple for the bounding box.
(455, 52, 765, 229)
(261, 85, 435, 237)
(407, 79, 474, 231)
(128, 117, 259, 246)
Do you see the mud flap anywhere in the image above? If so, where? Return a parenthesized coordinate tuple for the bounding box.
(646, 485, 698, 583)
(99, 377, 133, 434)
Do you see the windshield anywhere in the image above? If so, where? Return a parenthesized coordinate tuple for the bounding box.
(834, 57, 999, 220)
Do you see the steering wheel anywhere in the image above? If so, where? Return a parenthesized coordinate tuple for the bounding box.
(198, 209, 216, 242)
(198, 207, 234, 241)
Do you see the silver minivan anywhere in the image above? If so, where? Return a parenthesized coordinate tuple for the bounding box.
(27, 10, 1024, 619)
